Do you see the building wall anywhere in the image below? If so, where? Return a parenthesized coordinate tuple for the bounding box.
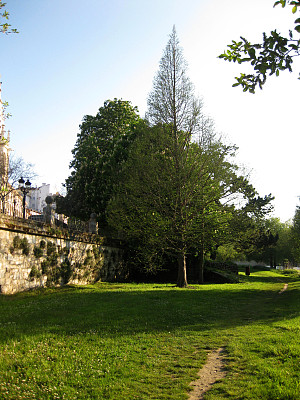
(0, 215, 126, 294)
(28, 183, 51, 213)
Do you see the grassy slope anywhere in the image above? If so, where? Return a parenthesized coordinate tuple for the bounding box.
(0, 268, 299, 399)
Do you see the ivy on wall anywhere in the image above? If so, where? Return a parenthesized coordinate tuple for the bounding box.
(9, 235, 108, 287)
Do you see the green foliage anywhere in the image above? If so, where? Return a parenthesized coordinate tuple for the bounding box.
(62, 246, 70, 256)
(108, 27, 274, 286)
(84, 252, 95, 267)
(0, 1, 18, 34)
(216, 244, 240, 262)
(108, 122, 259, 283)
(225, 192, 275, 262)
(46, 241, 56, 256)
(60, 99, 143, 223)
(29, 265, 41, 279)
(92, 245, 100, 260)
(48, 227, 63, 236)
(280, 268, 300, 277)
(147, 26, 202, 135)
(41, 260, 49, 275)
(33, 246, 44, 258)
(219, 1, 300, 92)
(60, 258, 72, 284)
(108, 27, 267, 287)
(12, 235, 21, 249)
(11, 235, 30, 255)
(290, 206, 300, 262)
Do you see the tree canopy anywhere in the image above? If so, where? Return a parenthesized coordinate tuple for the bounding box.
(219, 0, 300, 93)
(60, 99, 143, 224)
(107, 27, 273, 287)
(62, 28, 277, 285)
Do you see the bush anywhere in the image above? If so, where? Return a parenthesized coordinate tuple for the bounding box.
(29, 266, 41, 279)
(33, 246, 44, 258)
(13, 236, 22, 249)
(12, 236, 30, 255)
(46, 241, 57, 256)
(20, 238, 30, 256)
(61, 258, 72, 284)
(41, 260, 49, 274)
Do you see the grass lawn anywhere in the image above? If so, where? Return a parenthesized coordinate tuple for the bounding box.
(0, 267, 299, 399)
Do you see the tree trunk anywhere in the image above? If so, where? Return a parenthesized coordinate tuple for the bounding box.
(198, 219, 205, 283)
(177, 253, 188, 287)
(198, 245, 205, 284)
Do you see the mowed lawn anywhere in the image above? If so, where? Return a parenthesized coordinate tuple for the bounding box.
(0, 267, 299, 399)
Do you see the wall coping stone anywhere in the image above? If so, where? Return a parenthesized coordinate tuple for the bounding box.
(0, 214, 123, 247)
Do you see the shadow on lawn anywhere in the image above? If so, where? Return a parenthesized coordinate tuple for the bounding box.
(239, 271, 300, 284)
(0, 274, 299, 344)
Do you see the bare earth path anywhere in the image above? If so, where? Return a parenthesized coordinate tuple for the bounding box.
(279, 283, 288, 294)
(187, 283, 289, 399)
(188, 347, 226, 400)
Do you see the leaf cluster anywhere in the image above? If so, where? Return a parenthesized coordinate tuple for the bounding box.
(219, 0, 300, 92)
(0, 1, 18, 34)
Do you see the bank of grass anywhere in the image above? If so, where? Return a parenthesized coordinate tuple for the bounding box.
(0, 267, 299, 399)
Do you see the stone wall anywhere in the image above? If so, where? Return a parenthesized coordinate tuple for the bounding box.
(0, 215, 125, 294)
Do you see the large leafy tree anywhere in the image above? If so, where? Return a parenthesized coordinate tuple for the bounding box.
(144, 26, 213, 286)
(109, 27, 270, 287)
(227, 190, 275, 256)
(290, 206, 300, 262)
(219, 0, 300, 93)
(60, 99, 143, 224)
(108, 119, 256, 287)
(147, 26, 203, 135)
(257, 218, 293, 266)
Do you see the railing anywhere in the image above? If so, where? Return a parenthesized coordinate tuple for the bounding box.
(0, 209, 91, 235)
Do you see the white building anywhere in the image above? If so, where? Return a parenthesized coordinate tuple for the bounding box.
(28, 183, 52, 213)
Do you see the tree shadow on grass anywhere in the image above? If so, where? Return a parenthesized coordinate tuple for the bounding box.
(0, 276, 299, 344)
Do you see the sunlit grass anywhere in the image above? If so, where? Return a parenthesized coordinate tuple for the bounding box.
(0, 268, 299, 399)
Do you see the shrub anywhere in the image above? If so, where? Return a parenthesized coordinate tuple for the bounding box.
(93, 245, 100, 260)
(13, 236, 22, 249)
(61, 258, 72, 284)
(29, 266, 41, 279)
(41, 260, 49, 274)
(33, 246, 44, 258)
(12, 236, 30, 255)
(46, 241, 57, 256)
(20, 238, 30, 256)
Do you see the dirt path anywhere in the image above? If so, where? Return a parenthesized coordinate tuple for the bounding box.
(187, 283, 288, 399)
(188, 347, 226, 400)
(279, 283, 288, 294)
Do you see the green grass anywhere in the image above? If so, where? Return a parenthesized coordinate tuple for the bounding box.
(0, 268, 299, 399)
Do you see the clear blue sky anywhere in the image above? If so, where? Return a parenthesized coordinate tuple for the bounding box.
(1, 0, 299, 222)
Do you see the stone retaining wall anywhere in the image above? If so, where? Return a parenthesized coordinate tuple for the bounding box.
(0, 215, 125, 294)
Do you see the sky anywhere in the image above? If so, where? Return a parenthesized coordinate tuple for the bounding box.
(0, 0, 299, 222)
